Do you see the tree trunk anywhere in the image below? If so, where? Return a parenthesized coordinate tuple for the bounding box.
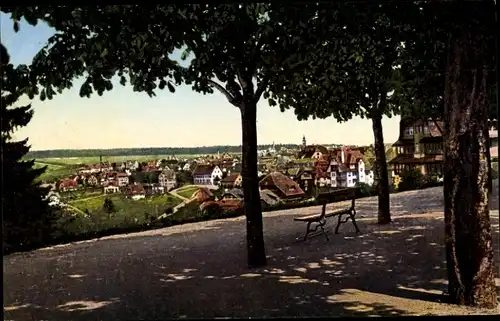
(484, 128, 493, 193)
(371, 113, 391, 224)
(240, 100, 267, 268)
(443, 28, 497, 308)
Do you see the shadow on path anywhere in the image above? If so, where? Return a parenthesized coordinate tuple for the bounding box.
(4, 187, 500, 319)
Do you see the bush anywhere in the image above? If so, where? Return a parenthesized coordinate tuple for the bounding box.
(491, 161, 498, 179)
(398, 168, 425, 192)
(356, 182, 377, 198)
(201, 202, 222, 219)
(103, 198, 116, 213)
(419, 175, 443, 189)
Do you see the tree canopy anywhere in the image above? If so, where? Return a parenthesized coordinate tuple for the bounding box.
(1, 4, 328, 267)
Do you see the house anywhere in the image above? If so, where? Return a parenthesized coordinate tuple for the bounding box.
(388, 118, 444, 180)
(131, 161, 140, 171)
(158, 169, 177, 191)
(364, 170, 375, 186)
(293, 168, 315, 193)
(221, 188, 244, 200)
(259, 172, 305, 201)
(192, 165, 223, 185)
(314, 156, 331, 187)
(116, 172, 130, 187)
(192, 187, 214, 202)
(298, 145, 329, 160)
(143, 183, 165, 196)
(183, 162, 194, 171)
(489, 128, 498, 158)
(220, 173, 242, 189)
(40, 183, 57, 191)
(260, 189, 282, 208)
(86, 175, 99, 186)
(103, 182, 120, 194)
(328, 147, 368, 188)
(58, 178, 78, 191)
(124, 183, 146, 200)
(315, 171, 331, 187)
(44, 191, 62, 207)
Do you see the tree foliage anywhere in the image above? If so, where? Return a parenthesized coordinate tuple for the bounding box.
(267, 2, 409, 224)
(103, 197, 116, 214)
(1, 4, 324, 267)
(391, 1, 497, 127)
(1, 43, 59, 254)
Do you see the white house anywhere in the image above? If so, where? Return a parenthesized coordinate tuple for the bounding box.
(44, 191, 61, 207)
(158, 169, 177, 191)
(104, 183, 120, 194)
(116, 173, 130, 187)
(328, 147, 368, 188)
(183, 162, 193, 171)
(364, 170, 375, 186)
(192, 165, 223, 185)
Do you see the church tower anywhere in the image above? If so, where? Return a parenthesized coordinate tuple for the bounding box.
(302, 135, 307, 149)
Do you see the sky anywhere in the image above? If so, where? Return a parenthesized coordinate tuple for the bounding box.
(1, 14, 401, 151)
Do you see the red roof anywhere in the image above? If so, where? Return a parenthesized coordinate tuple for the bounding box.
(259, 172, 305, 197)
(125, 184, 146, 195)
(59, 179, 77, 187)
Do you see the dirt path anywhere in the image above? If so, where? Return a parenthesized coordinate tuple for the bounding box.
(4, 184, 500, 320)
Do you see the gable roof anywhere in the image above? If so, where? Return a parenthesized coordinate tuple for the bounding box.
(193, 164, 216, 175)
(259, 172, 305, 197)
(221, 172, 240, 183)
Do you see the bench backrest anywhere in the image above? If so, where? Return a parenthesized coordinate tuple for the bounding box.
(316, 188, 358, 219)
(317, 188, 358, 204)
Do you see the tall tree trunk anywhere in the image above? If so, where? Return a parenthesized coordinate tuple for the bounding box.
(240, 100, 267, 268)
(443, 28, 497, 308)
(371, 112, 391, 224)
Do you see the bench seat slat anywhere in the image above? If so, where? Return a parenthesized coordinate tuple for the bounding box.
(325, 208, 352, 217)
(294, 214, 323, 221)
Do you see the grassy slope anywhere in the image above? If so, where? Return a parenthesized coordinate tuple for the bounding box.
(177, 187, 198, 199)
(69, 193, 182, 212)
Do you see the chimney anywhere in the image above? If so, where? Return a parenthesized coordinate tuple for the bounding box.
(341, 146, 345, 164)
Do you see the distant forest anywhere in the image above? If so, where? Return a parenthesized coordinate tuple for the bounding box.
(27, 144, 311, 159)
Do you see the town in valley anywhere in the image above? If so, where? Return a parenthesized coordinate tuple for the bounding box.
(39, 116, 498, 216)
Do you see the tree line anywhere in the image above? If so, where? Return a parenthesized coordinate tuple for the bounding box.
(26, 144, 302, 159)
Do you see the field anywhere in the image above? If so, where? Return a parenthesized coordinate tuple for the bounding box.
(34, 161, 82, 183)
(34, 154, 204, 166)
(68, 193, 182, 213)
(176, 186, 199, 199)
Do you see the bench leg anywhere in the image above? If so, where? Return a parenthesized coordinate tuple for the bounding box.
(298, 219, 329, 241)
(302, 221, 312, 241)
(319, 219, 329, 241)
(335, 215, 342, 234)
(350, 209, 360, 233)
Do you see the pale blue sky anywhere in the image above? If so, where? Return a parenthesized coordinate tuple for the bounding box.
(1, 14, 400, 151)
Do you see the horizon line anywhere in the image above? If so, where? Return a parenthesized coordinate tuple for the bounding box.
(28, 143, 363, 153)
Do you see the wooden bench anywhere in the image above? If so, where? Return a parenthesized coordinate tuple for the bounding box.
(294, 188, 360, 241)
